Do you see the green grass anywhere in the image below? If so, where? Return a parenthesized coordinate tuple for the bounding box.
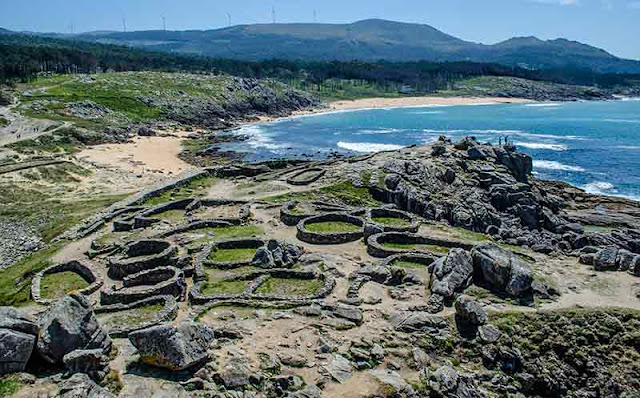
(372, 216, 411, 227)
(191, 225, 264, 244)
(0, 117, 9, 128)
(393, 260, 428, 269)
(305, 221, 361, 233)
(431, 224, 491, 243)
(208, 247, 257, 263)
(382, 242, 450, 254)
(154, 209, 186, 223)
(205, 266, 261, 280)
(0, 183, 128, 243)
(141, 175, 217, 206)
(265, 180, 380, 207)
(0, 243, 63, 306)
(40, 271, 90, 300)
(583, 225, 616, 234)
(0, 375, 23, 397)
(22, 162, 92, 183)
(97, 303, 164, 329)
(255, 277, 324, 296)
(201, 280, 249, 296)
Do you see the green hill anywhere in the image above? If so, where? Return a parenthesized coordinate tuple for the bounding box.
(36, 19, 640, 74)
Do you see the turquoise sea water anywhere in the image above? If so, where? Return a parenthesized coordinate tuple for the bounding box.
(223, 99, 640, 200)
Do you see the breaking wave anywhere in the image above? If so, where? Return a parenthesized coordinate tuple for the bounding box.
(533, 160, 585, 172)
(337, 141, 404, 153)
(516, 142, 567, 151)
(581, 181, 614, 195)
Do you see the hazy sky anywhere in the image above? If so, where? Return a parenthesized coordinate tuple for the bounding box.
(1, 0, 639, 59)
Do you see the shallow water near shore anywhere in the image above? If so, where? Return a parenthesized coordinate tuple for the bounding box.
(223, 99, 640, 200)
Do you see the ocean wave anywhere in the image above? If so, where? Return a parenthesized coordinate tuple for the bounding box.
(411, 111, 446, 115)
(525, 103, 562, 107)
(581, 181, 614, 195)
(355, 128, 404, 135)
(533, 160, 585, 172)
(602, 119, 640, 124)
(615, 145, 640, 150)
(238, 125, 289, 151)
(420, 129, 584, 141)
(516, 142, 567, 151)
(337, 141, 404, 153)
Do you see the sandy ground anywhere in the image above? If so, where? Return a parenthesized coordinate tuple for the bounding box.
(78, 133, 194, 176)
(327, 96, 533, 111)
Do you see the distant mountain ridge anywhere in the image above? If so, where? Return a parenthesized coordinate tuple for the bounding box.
(7, 19, 640, 73)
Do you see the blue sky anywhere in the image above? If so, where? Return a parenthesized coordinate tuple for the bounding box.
(1, 0, 639, 59)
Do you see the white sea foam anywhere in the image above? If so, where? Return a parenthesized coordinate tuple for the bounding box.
(581, 181, 614, 195)
(355, 128, 404, 135)
(603, 119, 640, 124)
(419, 129, 584, 141)
(411, 111, 446, 115)
(533, 160, 585, 172)
(337, 141, 404, 153)
(525, 103, 562, 107)
(516, 142, 567, 151)
(239, 125, 289, 151)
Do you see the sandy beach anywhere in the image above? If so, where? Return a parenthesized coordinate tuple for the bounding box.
(328, 96, 533, 111)
(79, 133, 193, 175)
(79, 96, 531, 174)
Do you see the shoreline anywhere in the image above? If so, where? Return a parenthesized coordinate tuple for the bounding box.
(78, 95, 533, 176)
(327, 96, 533, 111)
(256, 95, 534, 125)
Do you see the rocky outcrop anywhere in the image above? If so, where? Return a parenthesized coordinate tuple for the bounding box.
(430, 249, 474, 298)
(253, 240, 304, 269)
(427, 248, 474, 312)
(472, 243, 533, 296)
(579, 246, 640, 275)
(0, 307, 38, 375)
(129, 322, 215, 371)
(37, 294, 112, 364)
(63, 349, 110, 381)
(455, 295, 487, 326)
(59, 373, 116, 398)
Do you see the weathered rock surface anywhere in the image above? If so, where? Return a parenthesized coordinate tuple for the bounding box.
(129, 322, 215, 371)
(63, 349, 110, 381)
(59, 372, 116, 398)
(455, 295, 487, 326)
(0, 307, 38, 375)
(253, 240, 304, 269)
(37, 294, 112, 364)
(472, 243, 533, 296)
(430, 248, 474, 299)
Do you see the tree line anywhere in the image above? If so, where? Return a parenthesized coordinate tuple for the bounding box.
(1, 32, 638, 92)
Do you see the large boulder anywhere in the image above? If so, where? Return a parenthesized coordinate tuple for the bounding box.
(63, 349, 110, 381)
(430, 249, 474, 298)
(253, 240, 304, 269)
(594, 246, 619, 271)
(0, 307, 38, 375)
(472, 243, 533, 296)
(37, 294, 111, 365)
(455, 295, 487, 326)
(59, 373, 116, 398)
(129, 322, 215, 371)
